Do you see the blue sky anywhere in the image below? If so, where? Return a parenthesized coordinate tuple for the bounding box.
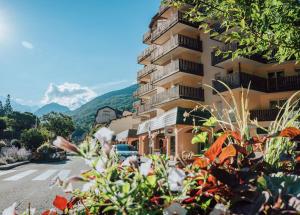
(0, 0, 160, 109)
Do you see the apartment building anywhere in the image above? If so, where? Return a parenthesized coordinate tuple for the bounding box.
(134, 2, 300, 158)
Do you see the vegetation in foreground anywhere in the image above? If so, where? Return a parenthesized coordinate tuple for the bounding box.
(4, 87, 300, 215)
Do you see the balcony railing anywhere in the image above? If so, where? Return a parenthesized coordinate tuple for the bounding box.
(143, 30, 151, 43)
(136, 102, 153, 115)
(151, 85, 204, 106)
(212, 72, 267, 93)
(134, 83, 155, 97)
(213, 72, 300, 93)
(151, 11, 198, 41)
(211, 43, 275, 66)
(250, 109, 280, 121)
(268, 75, 300, 92)
(151, 59, 203, 82)
(151, 34, 202, 62)
(137, 65, 157, 79)
(137, 45, 156, 63)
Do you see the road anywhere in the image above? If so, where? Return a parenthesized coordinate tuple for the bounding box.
(0, 156, 88, 213)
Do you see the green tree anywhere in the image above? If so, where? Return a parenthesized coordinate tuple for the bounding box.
(0, 101, 4, 116)
(20, 128, 46, 151)
(0, 118, 6, 131)
(9, 112, 37, 138)
(171, 0, 300, 63)
(3, 94, 13, 115)
(41, 112, 75, 138)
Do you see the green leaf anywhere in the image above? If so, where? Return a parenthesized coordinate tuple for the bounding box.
(122, 182, 130, 194)
(147, 175, 157, 187)
(203, 117, 217, 127)
(257, 176, 267, 189)
(240, 18, 246, 28)
(192, 132, 208, 144)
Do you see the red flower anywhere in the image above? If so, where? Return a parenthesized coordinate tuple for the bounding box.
(53, 195, 68, 211)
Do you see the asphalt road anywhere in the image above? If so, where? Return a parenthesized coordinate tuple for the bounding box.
(0, 156, 88, 213)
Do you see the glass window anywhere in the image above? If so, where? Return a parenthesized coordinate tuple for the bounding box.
(268, 72, 276, 79)
(277, 71, 284, 78)
(279, 99, 287, 107)
(270, 100, 278, 109)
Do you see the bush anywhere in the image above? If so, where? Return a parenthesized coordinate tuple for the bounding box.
(10, 139, 21, 148)
(0, 140, 6, 149)
(36, 143, 57, 159)
(16, 148, 31, 161)
(20, 128, 45, 151)
(0, 146, 31, 164)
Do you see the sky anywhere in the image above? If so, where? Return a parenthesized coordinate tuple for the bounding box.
(0, 0, 160, 110)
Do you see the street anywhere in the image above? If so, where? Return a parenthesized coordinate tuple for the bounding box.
(0, 156, 88, 213)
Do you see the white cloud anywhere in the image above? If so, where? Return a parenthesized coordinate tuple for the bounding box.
(21, 41, 34, 49)
(91, 80, 129, 91)
(42, 82, 97, 110)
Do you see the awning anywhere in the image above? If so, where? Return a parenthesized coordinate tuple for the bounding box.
(137, 107, 210, 135)
(116, 129, 137, 142)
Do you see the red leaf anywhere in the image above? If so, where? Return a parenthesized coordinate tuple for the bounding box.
(193, 157, 210, 168)
(296, 155, 300, 163)
(218, 144, 247, 164)
(67, 197, 81, 209)
(53, 195, 68, 211)
(183, 196, 196, 204)
(279, 127, 300, 139)
(231, 131, 242, 142)
(42, 210, 57, 215)
(205, 133, 229, 162)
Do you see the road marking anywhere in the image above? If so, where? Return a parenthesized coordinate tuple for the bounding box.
(32, 169, 58, 181)
(0, 170, 17, 177)
(55, 170, 71, 180)
(3, 170, 37, 181)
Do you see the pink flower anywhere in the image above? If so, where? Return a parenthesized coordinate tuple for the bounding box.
(53, 137, 82, 155)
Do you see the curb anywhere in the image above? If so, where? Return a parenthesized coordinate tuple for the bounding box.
(0, 161, 30, 170)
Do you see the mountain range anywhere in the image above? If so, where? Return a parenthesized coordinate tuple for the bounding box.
(1, 84, 137, 133)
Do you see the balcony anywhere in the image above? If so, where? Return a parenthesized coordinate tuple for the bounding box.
(212, 72, 267, 93)
(152, 85, 204, 107)
(137, 45, 156, 64)
(151, 59, 203, 84)
(212, 72, 300, 94)
(250, 109, 280, 121)
(151, 34, 202, 65)
(143, 30, 151, 44)
(151, 11, 199, 44)
(211, 43, 273, 67)
(137, 65, 157, 80)
(136, 102, 154, 116)
(133, 83, 155, 97)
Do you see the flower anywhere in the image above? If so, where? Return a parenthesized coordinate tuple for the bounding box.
(168, 168, 186, 192)
(139, 159, 152, 176)
(122, 156, 138, 168)
(163, 203, 187, 215)
(96, 157, 108, 173)
(53, 136, 81, 155)
(94, 127, 114, 144)
(2, 202, 17, 215)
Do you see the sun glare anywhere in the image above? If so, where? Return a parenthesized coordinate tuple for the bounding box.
(0, 12, 10, 42)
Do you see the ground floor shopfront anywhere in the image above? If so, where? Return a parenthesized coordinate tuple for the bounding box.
(136, 107, 210, 159)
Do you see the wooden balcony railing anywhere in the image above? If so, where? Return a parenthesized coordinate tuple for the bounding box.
(211, 43, 275, 66)
(151, 85, 204, 106)
(250, 109, 280, 121)
(151, 59, 203, 82)
(137, 65, 157, 79)
(213, 72, 300, 93)
(151, 34, 202, 62)
(151, 11, 198, 41)
(212, 72, 267, 93)
(137, 45, 156, 63)
(134, 83, 155, 97)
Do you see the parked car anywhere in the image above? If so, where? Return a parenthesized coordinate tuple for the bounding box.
(113, 144, 139, 161)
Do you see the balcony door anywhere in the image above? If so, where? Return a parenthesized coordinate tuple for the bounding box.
(267, 71, 285, 91)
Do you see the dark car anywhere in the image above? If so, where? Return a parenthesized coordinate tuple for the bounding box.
(113, 144, 139, 161)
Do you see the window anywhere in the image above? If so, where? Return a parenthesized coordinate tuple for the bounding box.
(227, 69, 233, 74)
(268, 71, 284, 79)
(270, 99, 287, 109)
(295, 68, 300, 74)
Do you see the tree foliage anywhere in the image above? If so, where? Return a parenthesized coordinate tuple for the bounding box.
(3, 94, 13, 115)
(171, 0, 300, 63)
(20, 128, 46, 151)
(41, 112, 75, 138)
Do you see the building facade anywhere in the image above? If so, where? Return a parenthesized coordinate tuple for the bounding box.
(134, 2, 300, 158)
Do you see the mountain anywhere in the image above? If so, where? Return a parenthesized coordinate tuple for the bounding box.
(0, 96, 38, 113)
(35, 103, 70, 117)
(71, 84, 138, 131)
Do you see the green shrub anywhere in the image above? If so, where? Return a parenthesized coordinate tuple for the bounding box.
(20, 128, 46, 151)
(10, 139, 21, 148)
(36, 143, 57, 160)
